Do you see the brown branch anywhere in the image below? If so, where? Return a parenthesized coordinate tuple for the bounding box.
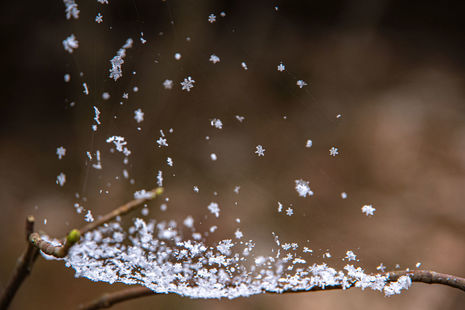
(0, 216, 39, 310)
(29, 187, 163, 258)
(78, 269, 465, 310)
(78, 287, 153, 310)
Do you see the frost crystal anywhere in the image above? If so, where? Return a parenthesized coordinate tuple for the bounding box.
(56, 146, 66, 160)
(209, 54, 220, 64)
(361, 204, 376, 216)
(208, 202, 220, 218)
(295, 179, 314, 197)
(63, 34, 79, 53)
(255, 145, 265, 156)
(181, 76, 195, 92)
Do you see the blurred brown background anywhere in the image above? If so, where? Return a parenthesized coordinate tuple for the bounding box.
(1, 1, 465, 309)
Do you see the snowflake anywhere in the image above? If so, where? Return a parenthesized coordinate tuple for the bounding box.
(122, 92, 129, 99)
(376, 263, 386, 272)
(180, 76, 195, 92)
(277, 202, 283, 213)
(63, 0, 80, 19)
(235, 229, 243, 239)
(156, 137, 168, 147)
(109, 38, 133, 81)
(83, 82, 89, 95)
(296, 80, 307, 88)
(255, 145, 265, 156)
(208, 14, 216, 23)
(305, 139, 312, 148)
(361, 204, 376, 216)
(277, 62, 285, 72)
(193, 186, 199, 193)
(295, 179, 314, 197)
(345, 251, 357, 261)
(134, 108, 144, 123)
(341, 192, 348, 199)
(56, 147, 66, 160)
(97, 0, 108, 4)
(163, 79, 173, 89)
(84, 210, 94, 223)
(64, 74, 70, 82)
(234, 186, 240, 194)
(210, 118, 223, 129)
(241, 62, 248, 70)
(95, 13, 103, 23)
(329, 146, 339, 156)
(63, 34, 79, 53)
(208, 202, 220, 218)
(166, 157, 173, 166)
(235, 115, 245, 122)
(286, 207, 293, 216)
(56, 173, 66, 186)
(156, 170, 163, 187)
(209, 54, 220, 64)
(174, 52, 182, 60)
(210, 153, 217, 161)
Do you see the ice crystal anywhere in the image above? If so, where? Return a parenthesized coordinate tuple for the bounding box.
(329, 146, 339, 156)
(209, 54, 220, 64)
(181, 76, 195, 92)
(296, 80, 307, 88)
(56, 146, 66, 160)
(134, 108, 144, 123)
(255, 145, 265, 156)
(208, 202, 220, 218)
(295, 179, 313, 197)
(95, 13, 103, 23)
(361, 204, 376, 216)
(63, 0, 80, 19)
(63, 34, 79, 53)
(56, 173, 66, 186)
(163, 79, 173, 89)
(277, 62, 285, 72)
(109, 38, 133, 81)
(208, 14, 216, 23)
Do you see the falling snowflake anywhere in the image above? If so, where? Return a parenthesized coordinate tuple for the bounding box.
(210, 153, 217, 161)
(166, 157, 173, 167)
(56, 147, 66, 160)
(63, 34, 79, 53)
(134, 109, 144, 123)
(377, 263, 386, 272)
(208, 202, 220, 218)
(209, 54, 220, 64)
(63, 0, 80, 19)
(361, 204, 376, 216)
(305, 140, 313, 148)
(95, 13, 103, 23)
(255, 145, 265, 156)
(235, 229, 243, 239)
(122, 93, 129, 99)
(296, 80, 307, 88)
(56, 173, 66, 186)
(193, 186, 199, 193)
(234, 186, 240, 194)
(180, 76, 195, 92)
(64, 74, 70, 82)
(295, 179, 314, 197)
(84, 210, 94, 223)
(345, 251, 357, 261)
(97, 0, 108, 3)
(341, 192, 348, 199)
(156, 170, 163, 187)
(174, 52, 181, 60)
(109, 38, 133, 81)
(277, 62, 285, 72)
(235, 115, 245, 122)
(210, 118, 223, 129)
(329, 146, 339, 156)
(277, 202, 283, 213)
(208, 14, 216, 23)
(241, 62, 248, 70)
(163, 79, 173, 89)
(286, 207, 294, 216)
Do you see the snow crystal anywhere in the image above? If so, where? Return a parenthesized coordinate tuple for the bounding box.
(56, 146, 66, 160)
(277, 62, 285, 72)
(63, 0, 79, 19)
(210, 118, 223, 129)
(209, 54, 220, 64)
(208, 14, 216, 23)
(163, 79, 173, 89)
(84, 210, 94, 223)
(286, 207, 293, 216)
(255, 145, 265, 156)
(63, 34, 79, 53)
(210, 153, 217, 161)
(241, 62, 248, 70)
(329, 146, 339, 156)
(56, 173, 66, 186)
(208, 202, 220, 218)
(95, 13, 103, 23)
(156, 170, 163, 187)
(345, 251, 357, 261)
(109, 38, 133, 81)
(361, 204, 376, 216)
(235, 229, 243, 239)
(296, 80, 307, 88)
(174, 52, 182, 60)
(295, 179, 313, 197)
(167, 157, 173, 167)
(134, 109, 144, 123)
(180, 76, 195, 92)
(305, 139, 312, 148)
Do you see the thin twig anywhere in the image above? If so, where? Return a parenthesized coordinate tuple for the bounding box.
(0, 216, 39, 310)
(29, 187, 163, 258)
(78, 269, 465, 310)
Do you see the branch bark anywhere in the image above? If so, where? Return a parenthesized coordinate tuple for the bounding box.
(78, 269, 465, 310)
(0, 216, 39, 310)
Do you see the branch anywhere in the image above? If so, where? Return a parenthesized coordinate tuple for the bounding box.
(0, 216, 39, 310)
(29, 187, 163, 258)
(78, 269, 465, 310)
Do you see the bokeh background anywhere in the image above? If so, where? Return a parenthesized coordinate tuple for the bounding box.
(1, 1, 465, 309)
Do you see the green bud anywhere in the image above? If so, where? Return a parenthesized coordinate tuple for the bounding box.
(67, 229, 81, 244)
